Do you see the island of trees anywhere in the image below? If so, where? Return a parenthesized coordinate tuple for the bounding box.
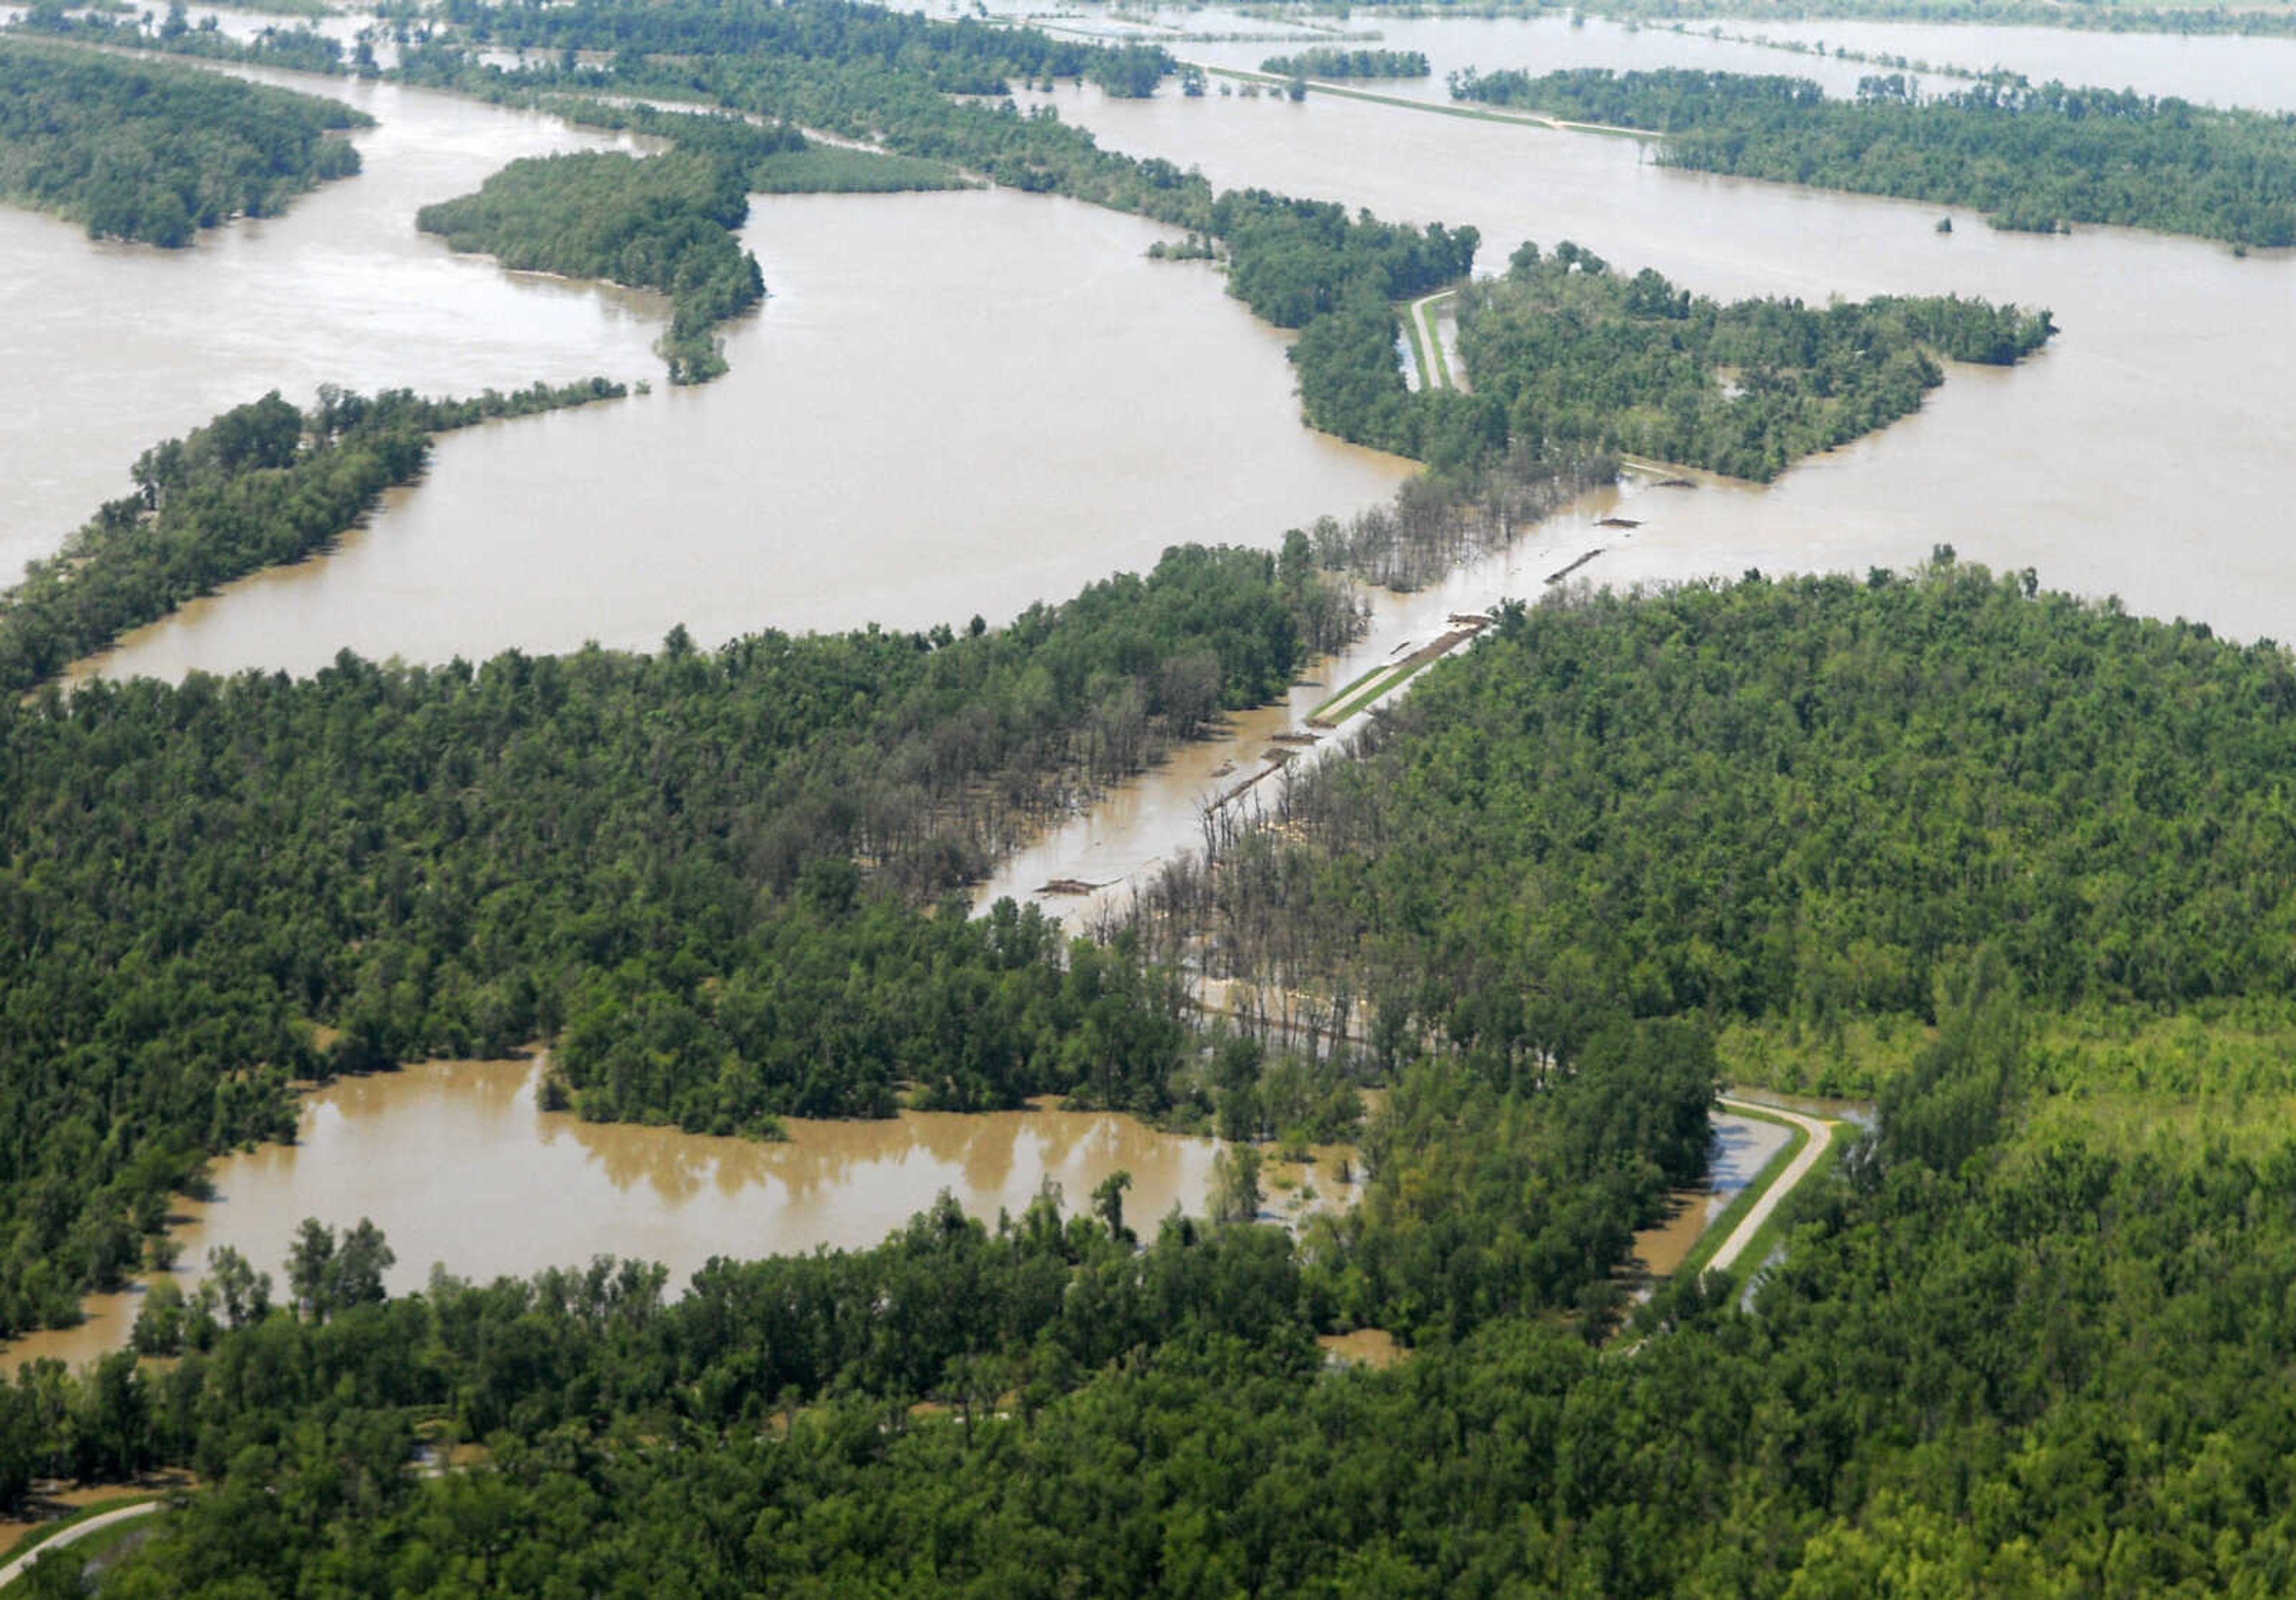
(1257, 47, 1432, 78)
(384, 2, 2053, 469)
(1452, 239, 2053, 480)
(0, 36, 368, 246)
(1452, 64, 2296, 245)
(417, 103, 967, 381)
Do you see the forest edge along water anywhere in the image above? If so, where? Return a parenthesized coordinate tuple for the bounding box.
(1, 1055, 1364, 1375)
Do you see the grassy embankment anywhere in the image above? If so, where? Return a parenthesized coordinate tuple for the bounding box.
(1667, 1100, 1810, 1282)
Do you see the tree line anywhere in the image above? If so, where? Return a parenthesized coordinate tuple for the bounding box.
(1258, 48, 1431, 79)
(416, 126, 772, 384)
(1452, 238, 2053, 480)
(2, 985, 1719, 1573)
(1452, 64, 2296, 245)
(0, 35, 367, 246)
(0, 381, 627, 697)
(392, 1, 2056, 472)
(1131, 558, 2296, 1084)
(11, 2, 361, 77)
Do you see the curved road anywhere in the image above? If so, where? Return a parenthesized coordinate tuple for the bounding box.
(1706, 1098, 1834, 1277)
(0, 1500, 160, 1589)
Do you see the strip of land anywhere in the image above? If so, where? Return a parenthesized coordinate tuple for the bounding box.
(0, 1499, 161, 1589)
(1705, 1097, 1834, 1276)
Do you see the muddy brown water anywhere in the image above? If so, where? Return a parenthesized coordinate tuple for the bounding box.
(20, 59, 1409, 685)
(0, 61, 668, 581)
(1040, 6, 2296, 116)
(2, 1058, 1359, 1373)
(1630, 1109, 1793, 1278)
(990, 53, 2294, 652)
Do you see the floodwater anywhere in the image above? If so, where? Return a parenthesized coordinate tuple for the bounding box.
(975, 469, 1634, 929)
(985, 65, 2292, 636)
(1008, 3, 2296, 112)
(1702, 18, 2296, 113)
(972, 16, 2291, 924)
(2, 1056, 1355, 1373)
(1043, 7, 1897, 102)
(0, 59, 668, 579)
(1631, 1109, 1794, 1278)
(30, 16, 2296, 680)
(75, 187, 1412, 679)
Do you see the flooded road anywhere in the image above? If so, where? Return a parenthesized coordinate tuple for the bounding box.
(5, 1056, 1363, 1372)
(1631, 1107, 1795, 1278)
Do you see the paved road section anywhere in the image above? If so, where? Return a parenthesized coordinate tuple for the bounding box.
(1707, 1098, 1834, 1277)
(0, 1500, 161, 1589)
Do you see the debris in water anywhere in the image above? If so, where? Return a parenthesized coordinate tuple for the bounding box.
(1545, 548, 1605, 585)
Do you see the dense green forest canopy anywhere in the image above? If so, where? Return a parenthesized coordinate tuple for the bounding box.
(1454, 240, 2053, 479)
(1452, 65, 2296, 244)
(1140, 561, 2296, 1085)
(0, 420, 1375, 1337)
(31, 688, 2296, 1593)
(0, 35, 367, 245)
(0, 381, 625, 698)
(2, 553, 2292, 1592)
